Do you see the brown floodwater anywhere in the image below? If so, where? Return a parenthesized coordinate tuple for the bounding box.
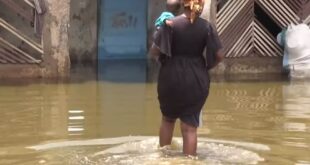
(0, 61, 309, 165)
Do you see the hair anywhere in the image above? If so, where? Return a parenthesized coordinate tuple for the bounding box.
(183, 0, 205, 23)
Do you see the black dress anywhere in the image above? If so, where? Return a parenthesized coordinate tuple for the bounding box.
(154, 16, 222, 127)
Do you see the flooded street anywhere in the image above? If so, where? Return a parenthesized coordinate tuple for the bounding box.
(0, 61, 310, 164)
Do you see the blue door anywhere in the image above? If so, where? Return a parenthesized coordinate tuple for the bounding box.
(98, 0, 147, 59)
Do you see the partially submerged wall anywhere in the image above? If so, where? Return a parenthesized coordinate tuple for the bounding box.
(41, 0, 71, 77)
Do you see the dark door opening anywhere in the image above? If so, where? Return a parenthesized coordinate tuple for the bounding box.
(254, 2, 282, 37)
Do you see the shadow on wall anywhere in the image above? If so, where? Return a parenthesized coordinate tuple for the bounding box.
(69, 0, 98, 64)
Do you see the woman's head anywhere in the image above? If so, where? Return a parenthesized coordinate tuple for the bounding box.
(183, 0, 205, 23)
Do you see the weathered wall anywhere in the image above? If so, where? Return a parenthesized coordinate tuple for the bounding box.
(68, 0, 98, 63)
(0, 65, 42, 79)
(217, 57, 282, 74)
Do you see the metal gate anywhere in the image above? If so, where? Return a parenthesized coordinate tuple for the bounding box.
(0, 0, 43, 64)
(216, 0, 310, 58)
(98, 0, 148, 59)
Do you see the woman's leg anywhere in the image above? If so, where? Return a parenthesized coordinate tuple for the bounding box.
(159, 116, 176, 147)
(180, 121, 197, 156)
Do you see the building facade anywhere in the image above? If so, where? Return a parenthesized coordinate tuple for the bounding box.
(0, 0, 309, 78)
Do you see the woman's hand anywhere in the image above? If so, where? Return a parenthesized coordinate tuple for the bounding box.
(149, 43, 161, 61)
(213, 50, 224, 68)
(165, 19, 174, 27)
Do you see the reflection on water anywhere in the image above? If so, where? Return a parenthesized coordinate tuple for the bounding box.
(0, 61, 309, 164)
(98, 60, 148, 83)
(282, 81, 310, 119)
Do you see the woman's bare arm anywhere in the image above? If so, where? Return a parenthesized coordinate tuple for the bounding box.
(149, 43, 161, 60)
(216, 49, 224, 64)
(211, 49, 224, 69)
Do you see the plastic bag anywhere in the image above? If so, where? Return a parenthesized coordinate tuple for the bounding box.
(279, 24, 310, 78)
(285, 24, 310, 69)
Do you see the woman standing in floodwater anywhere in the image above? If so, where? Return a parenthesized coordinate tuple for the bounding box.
(151, 0, 223, 156)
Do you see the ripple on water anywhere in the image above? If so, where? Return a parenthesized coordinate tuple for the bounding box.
(28, 137, 266, 165)
(93, 138, 264, 165)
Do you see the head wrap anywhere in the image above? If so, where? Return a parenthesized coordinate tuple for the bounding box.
(183, 0, 204, 23)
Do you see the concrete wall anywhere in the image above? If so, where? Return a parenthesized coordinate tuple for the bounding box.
(0, 65, 42, 79)
(68, 0, 98, 64)
(214, 57, 283, 74)
(41, 0, 71, 77)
